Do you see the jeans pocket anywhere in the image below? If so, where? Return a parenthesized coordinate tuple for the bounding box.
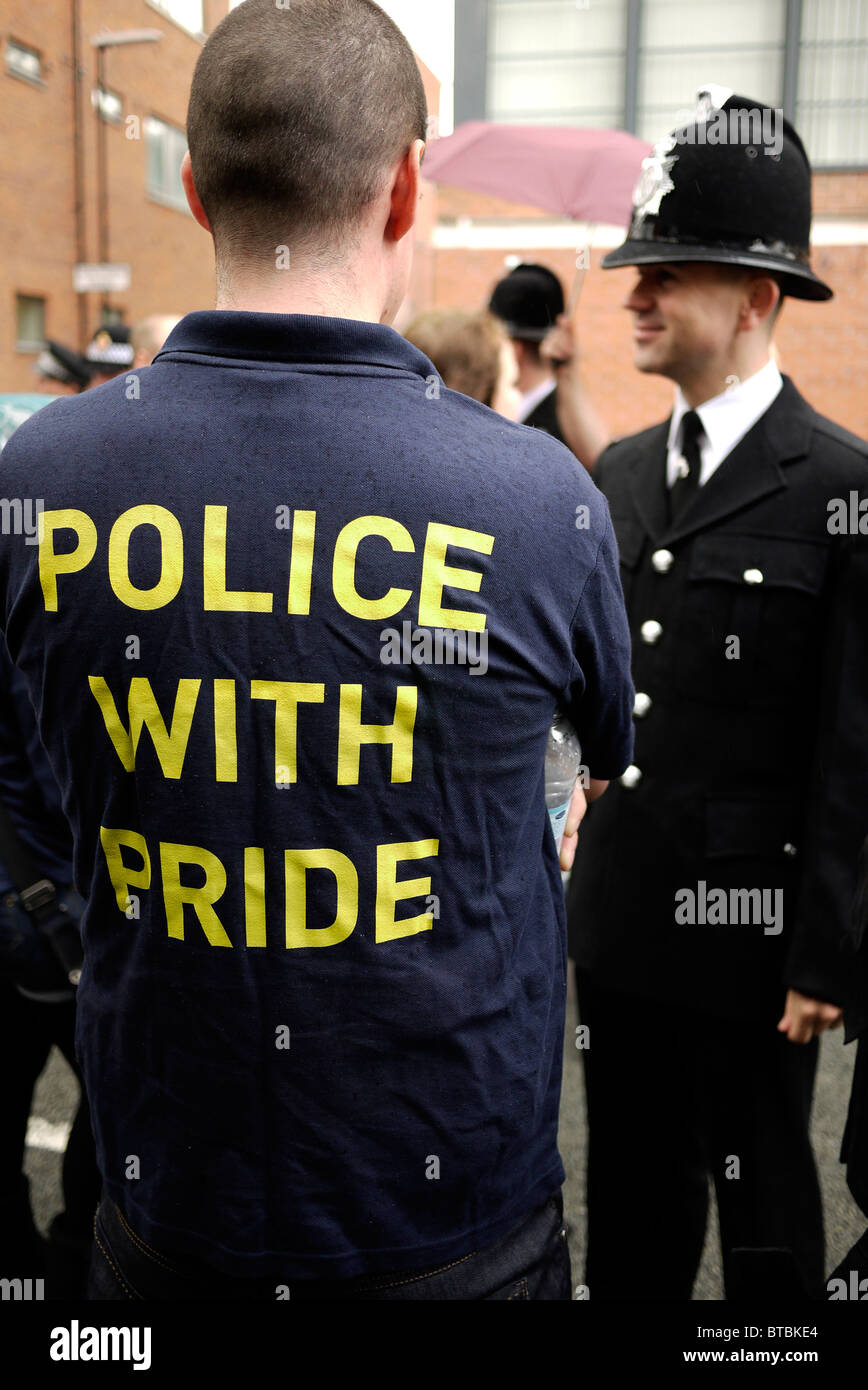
(88, 1203, 140, 1300)
(484, 1275, 530, 1300)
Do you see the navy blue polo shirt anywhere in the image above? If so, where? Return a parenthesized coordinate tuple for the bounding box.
(0, 311, 632, 1278)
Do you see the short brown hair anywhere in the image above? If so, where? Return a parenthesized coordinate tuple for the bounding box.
(405, 311, 506, 407)
(186, 0, 427, 265)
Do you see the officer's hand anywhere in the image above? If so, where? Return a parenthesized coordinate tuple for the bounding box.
(559, 778, 608, 872)
(541, 313, 578, 373)
(776, 989, 844, 1044)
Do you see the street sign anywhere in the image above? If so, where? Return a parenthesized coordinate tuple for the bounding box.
(73, 263, 131, 293)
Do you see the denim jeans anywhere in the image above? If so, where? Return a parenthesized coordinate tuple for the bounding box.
(88, 1188, 571, 1300)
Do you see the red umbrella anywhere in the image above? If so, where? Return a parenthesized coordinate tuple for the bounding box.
(421, 120, 652, 228)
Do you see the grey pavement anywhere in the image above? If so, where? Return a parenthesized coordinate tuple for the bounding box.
(24, 967, 863, 1299)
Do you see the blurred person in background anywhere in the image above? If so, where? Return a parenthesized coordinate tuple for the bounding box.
(33, 341, 92, 395)
(0, 643, 99, 1298)
(488, 263, 568, 445)
(0, 386, 100, 1296)
(83, 324, 134, 388)
(404, 309, 520, 419)
(131, 316, 183, 370)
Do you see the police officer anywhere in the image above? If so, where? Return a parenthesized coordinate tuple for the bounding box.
(84, 324, 134, 388)
(34, 340, 93, 394)
(565, 88, 868, 1300)
(489, 264, 568, 443)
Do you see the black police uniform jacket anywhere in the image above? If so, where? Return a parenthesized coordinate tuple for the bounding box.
(525, 386, 566, 446)
(566, 375, 868, 1021)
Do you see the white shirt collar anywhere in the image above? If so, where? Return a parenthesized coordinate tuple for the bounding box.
(517, 376, 556, 425)
(666, 358, 784, 488)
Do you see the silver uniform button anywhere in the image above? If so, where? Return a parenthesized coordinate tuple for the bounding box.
(783, 843, 797, 857)
(651, 548, 675, 574)
(743, 568, 764, 585)
(640, 619, 663, 645)
(620, 764, 642, 789)
(633, 692, 652, 718)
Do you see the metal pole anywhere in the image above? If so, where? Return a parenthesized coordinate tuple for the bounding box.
(782, 0, 803, 123)
(624, 0, 642, 134)
(71, 0, 88, 349)
(454, 0, 489, 125)
(96, 44, 110, 320)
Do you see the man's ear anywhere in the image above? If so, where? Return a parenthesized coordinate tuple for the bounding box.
(181, 151, 212, 234)
(386, 139, 425, 244)
(741, 274, 780, 333)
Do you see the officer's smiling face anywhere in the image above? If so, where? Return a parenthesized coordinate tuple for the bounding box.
(623, 262, 750, 386)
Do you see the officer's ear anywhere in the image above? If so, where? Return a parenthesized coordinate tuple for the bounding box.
(181, 151, 212, 235)
(740, 274, 781, 336)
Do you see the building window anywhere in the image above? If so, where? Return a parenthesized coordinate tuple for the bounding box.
(148, 0, 205, 36)
(145, 115, 189, 211)
(16, 295, 45, 352)
(797, 0, 868, 167)
(5, 38, 42, 83)
(468, 0, 866, 171)
(91, 86, 123, 123)
(636, 0, 787, 142)
(487, 0, 628, 127)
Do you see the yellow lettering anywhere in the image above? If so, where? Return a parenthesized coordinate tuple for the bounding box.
(376, 839, 440, 943)
(38, 509, 97, 612)
(88, 676, 200, 777)
(284, 848, 358, 948)
(213, 679, 237, 782)
(100, 826, 151, 912)
(418, 523, 493, 631)
(250, 681, 325, 783)
(337, 684, 417, 785)
(332, 515, 414, 620)
(244, 846, 266, 947)
(203, 505, 273, 611)
(287, 510, 316, 614)
(160, 841, 232, 945)
(107, 505, 183, 610)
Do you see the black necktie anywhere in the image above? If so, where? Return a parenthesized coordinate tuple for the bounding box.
(669, 410, 704, 522)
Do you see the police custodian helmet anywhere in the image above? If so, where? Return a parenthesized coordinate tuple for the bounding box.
(489, 264, 566, 341)
(602, 85, 833, 302)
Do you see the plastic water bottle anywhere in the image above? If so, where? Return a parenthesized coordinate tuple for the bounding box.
(545, 716, 583, 853)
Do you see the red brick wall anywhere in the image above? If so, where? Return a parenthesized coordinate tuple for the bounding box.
(813, 172, 868, 217)
(1, 0, 235, 392)
(427, 193, 868, 440)
(1, 6, 440, 392)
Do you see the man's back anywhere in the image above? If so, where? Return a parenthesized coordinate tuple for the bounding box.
(0, 310, 632, 1278)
